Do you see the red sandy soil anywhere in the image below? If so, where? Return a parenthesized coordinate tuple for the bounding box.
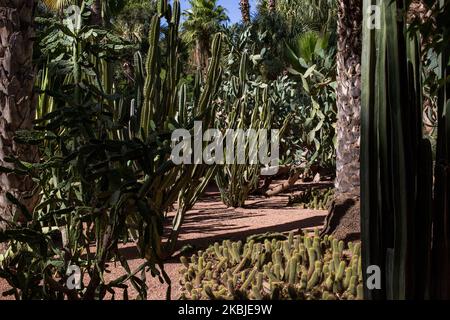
(0, 185, 327, 300)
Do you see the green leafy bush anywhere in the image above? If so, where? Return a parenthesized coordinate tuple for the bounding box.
(285, 31, 337, 170)
(179, 231, 363, 300)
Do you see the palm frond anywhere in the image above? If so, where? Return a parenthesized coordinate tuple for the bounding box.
(40, 0, 76, 11)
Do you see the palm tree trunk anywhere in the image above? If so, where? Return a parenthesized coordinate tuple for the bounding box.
(195, 38, 211, 78)
(91, 0, 102, 25)
(321, 0, 362, 241)
(0, 0, 39, 251)
(268, 0, 276, 13)
(240, 0, 250, 23)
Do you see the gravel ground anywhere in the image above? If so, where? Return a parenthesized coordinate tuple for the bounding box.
(0, 185, 327, 300)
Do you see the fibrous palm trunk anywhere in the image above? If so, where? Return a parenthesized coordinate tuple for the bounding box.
(240, 0, 250, 23)
(268, 0, 276, 13)
(321, 0, 362, 241)
(91, 0, 102, 25)
(195, 38, 211, 78)
(0, 0, 39, 251)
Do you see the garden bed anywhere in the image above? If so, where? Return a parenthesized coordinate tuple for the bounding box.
(0, 184, 327, 300)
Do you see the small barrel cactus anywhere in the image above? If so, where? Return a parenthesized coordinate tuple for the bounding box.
(179, 230, 363, 300)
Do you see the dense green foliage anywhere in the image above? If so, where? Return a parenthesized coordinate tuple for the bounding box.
(0, 0, 222, 300)
(182, 0, 228, 74)
(285, 31, 337, 169)
(0, 0, 342, 300)
(1, 0, 449, 302)
(276, 0, 337, 36)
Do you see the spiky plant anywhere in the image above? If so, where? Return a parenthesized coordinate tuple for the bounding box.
(215, 53, 291, 208)
(0, 0, 224, 300)
(180, 231, 364, 300)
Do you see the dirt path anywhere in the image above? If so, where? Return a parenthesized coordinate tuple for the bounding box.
(0, 189, 327, 300)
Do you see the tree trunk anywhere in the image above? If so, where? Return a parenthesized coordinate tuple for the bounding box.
(268, 0, 276, 13)
(321, 0, 362, 241)
(240, 0, 250, 24)
(195, 38, 210, 78)
(90, 0, 102, 26)
(0, 0, 39, 251)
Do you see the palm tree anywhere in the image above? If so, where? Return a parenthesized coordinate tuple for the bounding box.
(276, 0, 337, 35)
(240, 0, 250, 23)
(183, 0, 228, 75)
(41, 0, 102, 24)
(40, 0, 73, 11)
(321, 0, 362, 240)
(0, 0, 39, 251)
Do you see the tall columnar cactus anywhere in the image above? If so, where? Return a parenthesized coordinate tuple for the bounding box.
(215, 53, 291, 208)
(361, 0, 448, 299)
(122, 0, 224, 257)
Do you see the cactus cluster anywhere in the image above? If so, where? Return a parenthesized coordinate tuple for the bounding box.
(179, 230, 363, 300)
(288, 188, 334, 210)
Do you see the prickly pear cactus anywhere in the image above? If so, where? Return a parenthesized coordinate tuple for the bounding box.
(179, 230, 364, 300)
